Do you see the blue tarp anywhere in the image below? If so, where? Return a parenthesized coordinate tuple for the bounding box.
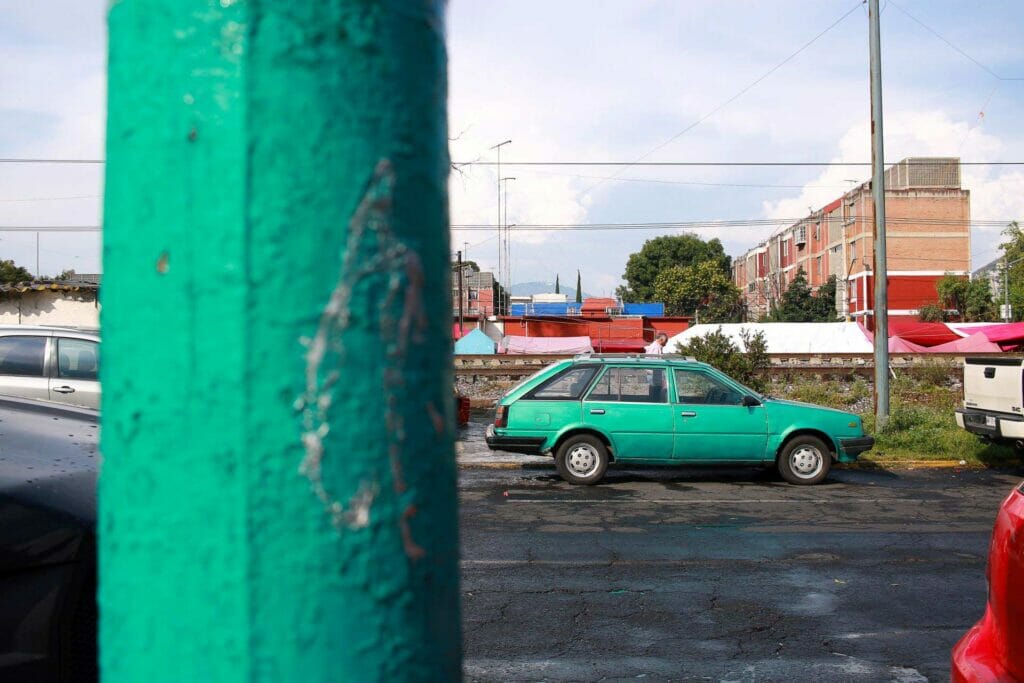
(454, 328, 496, 354)
(507, 303, 581, 317)
(622, 303, 665, 316)
(509, 303, 582, 317)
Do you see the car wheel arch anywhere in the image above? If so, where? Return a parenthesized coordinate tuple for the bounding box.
(776, 428, 838, 462)
(552, 427, 615, 461)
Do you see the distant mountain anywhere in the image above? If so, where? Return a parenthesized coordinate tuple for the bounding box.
(510, 281, 593, 299)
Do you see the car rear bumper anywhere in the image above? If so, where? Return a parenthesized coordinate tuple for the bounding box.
(839, 436, 875, 457)
(485, 424, 546, 455)
(956, 408, 1024, 440)
(951, 612, 1012, 683)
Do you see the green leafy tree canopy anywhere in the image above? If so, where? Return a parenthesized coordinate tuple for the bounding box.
(675, 327, 769, 392)
(617, 234, 730, 302)
(765, 269, 839, 322)
(935, 273, 996, 322)
(653, 260, 743, 323)
(0, 260, 33, 284)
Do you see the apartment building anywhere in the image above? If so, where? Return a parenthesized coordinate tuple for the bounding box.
(451, 264, 496, 317)
(733, 157, 970, 325)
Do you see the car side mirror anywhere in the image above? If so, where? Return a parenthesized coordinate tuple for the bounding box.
(741, 395, 761, 407)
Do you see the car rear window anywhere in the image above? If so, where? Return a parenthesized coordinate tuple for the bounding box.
(527, 366, 597, 400)
(0, 336, 46, 377)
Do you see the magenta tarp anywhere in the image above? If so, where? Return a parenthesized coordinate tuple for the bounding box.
(500, 335, 593, 355)
(949, 322, 1024, 346)
(888, 336, 927, 352)
(883, 332, 1001, 353)
(927, 332, 1002, 353)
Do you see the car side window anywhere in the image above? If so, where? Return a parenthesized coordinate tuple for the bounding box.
(529, 366, 597, 400)
(0, 336, 47, 377)
(587, 367, 667, 403)
(674, 369, 743, 405)
(57, 338, 99, 381)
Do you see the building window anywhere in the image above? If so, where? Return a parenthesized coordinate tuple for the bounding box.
(816, 256, 822, 279)
(849, 241, 856, 260)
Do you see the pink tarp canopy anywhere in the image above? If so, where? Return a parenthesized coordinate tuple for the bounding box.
(887, 332, 1001, 353)
(949, 322, 1024, 347)
(500, 335, 593, 355)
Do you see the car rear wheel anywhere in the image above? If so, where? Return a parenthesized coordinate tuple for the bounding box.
(778, 435, 831, 485)
(555, 435, 609, 485)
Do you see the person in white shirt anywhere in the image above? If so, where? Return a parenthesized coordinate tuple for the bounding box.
(645, 332, 668, 355)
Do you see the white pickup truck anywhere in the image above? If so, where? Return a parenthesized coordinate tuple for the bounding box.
(956, 357, 1024, 448)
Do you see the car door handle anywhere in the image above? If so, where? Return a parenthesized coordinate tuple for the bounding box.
(53, 386, 76, 394)
(680, 411, 697, 417)
(590, 409, 605, 415)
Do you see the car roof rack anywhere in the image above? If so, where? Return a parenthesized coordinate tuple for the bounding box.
(572, 352, 696, 361)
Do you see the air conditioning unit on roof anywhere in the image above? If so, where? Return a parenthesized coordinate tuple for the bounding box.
(795, 226, 807, 246)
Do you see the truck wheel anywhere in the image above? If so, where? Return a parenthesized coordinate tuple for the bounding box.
(778, 435, 831, 485)
(555, 435, 609, 485)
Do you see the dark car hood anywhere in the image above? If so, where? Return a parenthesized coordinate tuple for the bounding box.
(0, 396, 98, 526)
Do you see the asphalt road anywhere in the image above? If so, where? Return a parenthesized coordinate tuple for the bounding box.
(458, 462, 1021, 682)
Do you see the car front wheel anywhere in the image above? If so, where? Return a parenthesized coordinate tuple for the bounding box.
(555, 434, 609, 485)
(778, 435, 831, 485)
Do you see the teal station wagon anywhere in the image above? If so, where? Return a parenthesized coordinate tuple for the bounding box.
(485, 355, 874, 485)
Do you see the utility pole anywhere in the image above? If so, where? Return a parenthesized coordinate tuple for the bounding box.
(500, 176, 515, 314)
(490, 140, 511, 314)
(869, 0, 890, 428)
(35, 232, 40, 279)
(457, 250, 464, 334)
(101, 1, 460, 680)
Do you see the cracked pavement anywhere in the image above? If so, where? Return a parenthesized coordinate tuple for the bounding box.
(458, 453, 1022, 681)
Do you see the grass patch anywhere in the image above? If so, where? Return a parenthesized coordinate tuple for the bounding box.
(777, 374, 1020, 467)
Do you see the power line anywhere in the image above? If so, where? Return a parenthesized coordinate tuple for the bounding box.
(0, 195, 100, 203)
(0, 158, 104, 164)
(578, 0, 866, 196)
(452, 216, 1016, 231)
(0, 228, 101, 235)
(454, 160, 1024, 167)
(888, 1, 1024, 81)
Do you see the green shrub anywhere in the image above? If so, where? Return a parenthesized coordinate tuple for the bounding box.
(676, 327, 770, 391)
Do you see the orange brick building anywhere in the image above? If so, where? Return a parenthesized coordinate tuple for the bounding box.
(733, 157, 969, 326)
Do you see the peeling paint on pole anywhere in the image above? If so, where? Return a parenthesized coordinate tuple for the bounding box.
(100, 1, 459, 681)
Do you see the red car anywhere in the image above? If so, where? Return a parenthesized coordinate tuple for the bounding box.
(952, 481, 1024, 682)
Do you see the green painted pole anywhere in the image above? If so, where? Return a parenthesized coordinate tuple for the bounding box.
(100, 1, 459, 681)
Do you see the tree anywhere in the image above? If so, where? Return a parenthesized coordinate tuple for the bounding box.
(918, 302, 947, 322)
(1000, 221, 1024, 320)
(575, 270, 582, 304)
(554, 274, 560, 294)
(0, 260, 33, 284)
(618, 234, 730, 302)
(55, 268, 77, 281)
(675, 327, 769, 392)
(653, 260, 743, 323)
(935, 273, 997, 322)
(765, 270, 839, 322)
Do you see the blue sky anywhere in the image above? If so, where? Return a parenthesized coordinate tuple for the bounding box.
(2, 1, 1023, 289)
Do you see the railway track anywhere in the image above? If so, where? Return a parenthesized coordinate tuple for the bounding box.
(453, 353, 1021, 379)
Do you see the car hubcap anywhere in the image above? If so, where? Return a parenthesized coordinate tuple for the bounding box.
(790, 445, 823, 479)
(567, 444, 600, 477)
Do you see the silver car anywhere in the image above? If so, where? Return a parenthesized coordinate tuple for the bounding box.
(0, 326, 99, 409)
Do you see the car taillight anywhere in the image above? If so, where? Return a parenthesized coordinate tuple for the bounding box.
(495, 405, 508, 428)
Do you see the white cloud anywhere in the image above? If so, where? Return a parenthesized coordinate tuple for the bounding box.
(759, 110, 1024, 269)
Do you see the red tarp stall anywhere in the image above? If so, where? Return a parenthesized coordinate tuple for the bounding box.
(886, 320, 961, 346)
(592, 338, 647, 353)
(888, 336, 926, 352)
(452, 323, 465, 340)
(500, 335, 593, 355)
